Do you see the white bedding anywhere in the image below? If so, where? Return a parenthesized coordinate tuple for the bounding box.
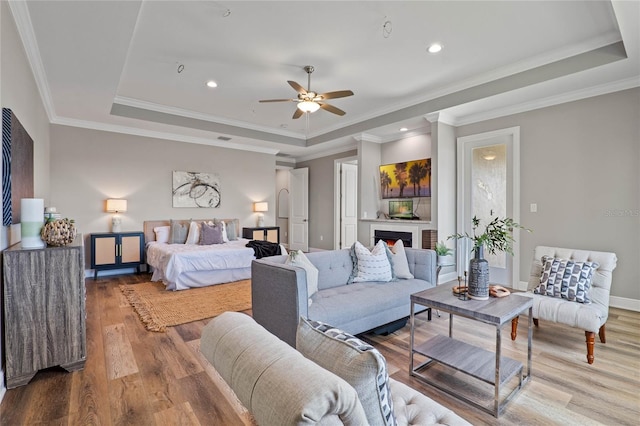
(147, 239, 254, 291)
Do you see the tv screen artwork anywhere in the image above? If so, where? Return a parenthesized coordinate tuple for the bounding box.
(379, 158, 431, 199)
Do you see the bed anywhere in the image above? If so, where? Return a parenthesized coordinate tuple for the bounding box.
(144, 219, 254, 291)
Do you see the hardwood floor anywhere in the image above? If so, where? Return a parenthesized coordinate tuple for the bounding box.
(1, 274, 639, 425)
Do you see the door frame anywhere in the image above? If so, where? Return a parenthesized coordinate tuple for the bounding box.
(456, 126, 523, 289)
(334, 156, 358, 250)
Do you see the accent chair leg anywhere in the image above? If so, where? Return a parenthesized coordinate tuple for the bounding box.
(585, 331, 595, 364)
(511, 316, 519, 340)
(598, 324, 606, 343)
(533, 318, 539, 327)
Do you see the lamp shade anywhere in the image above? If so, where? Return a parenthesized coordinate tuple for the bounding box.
(253, 202, 268, 212)
(106, 199, 127, 213)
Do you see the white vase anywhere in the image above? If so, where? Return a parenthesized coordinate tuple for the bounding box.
(21, 198, 45, 248)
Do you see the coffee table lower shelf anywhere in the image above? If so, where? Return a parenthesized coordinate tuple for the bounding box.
(411, 334, 526, 416)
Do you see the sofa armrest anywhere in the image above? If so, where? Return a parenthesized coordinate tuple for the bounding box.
(251, 259, 309, 347)
(201, 312, 368, 425)
(405, 248, 437, 285)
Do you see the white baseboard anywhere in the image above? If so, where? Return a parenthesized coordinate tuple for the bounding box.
(610, 296, 640, 312)
(438, 271, 458, 284)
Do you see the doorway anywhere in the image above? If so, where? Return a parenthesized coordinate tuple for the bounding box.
(457, 127, 521, 288)
(334, 158, 358, 250)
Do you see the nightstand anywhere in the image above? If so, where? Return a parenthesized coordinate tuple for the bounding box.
(90, 232, 145, 279)
(242, 226, 280, 244)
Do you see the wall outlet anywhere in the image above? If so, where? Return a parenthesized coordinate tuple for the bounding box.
(320, 235, 323, 241)
(530, 203, 537, 213)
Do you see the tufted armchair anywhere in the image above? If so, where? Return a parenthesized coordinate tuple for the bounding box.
(512, 246, 617, 364)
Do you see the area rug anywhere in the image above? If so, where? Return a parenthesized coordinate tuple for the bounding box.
(120, 280, 252, 332)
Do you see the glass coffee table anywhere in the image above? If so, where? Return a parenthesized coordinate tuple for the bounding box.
(410, 282, 532, 417)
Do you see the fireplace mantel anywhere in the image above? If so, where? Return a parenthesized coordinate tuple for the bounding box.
(362, 219, 435, 249)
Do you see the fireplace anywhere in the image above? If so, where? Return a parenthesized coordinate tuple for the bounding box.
(374, 230, 412, 248)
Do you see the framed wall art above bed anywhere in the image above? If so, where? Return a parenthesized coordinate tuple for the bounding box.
(172, 171, 221, 208)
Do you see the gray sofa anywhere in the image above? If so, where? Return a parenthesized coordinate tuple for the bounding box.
(252, 247, 437, 347)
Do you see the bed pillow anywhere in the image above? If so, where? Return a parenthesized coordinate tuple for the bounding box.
(200, 222, 224, 245)
(169, 220, 189, 244)
(389, 240, 413, 279)
(350, 240, 393, 283)
(214, 219, 230, 242)
(296, 318, 396, 426)
(534, 255, 598, 303)
(185, 221, 200, 245)
(285, 250, 319, 305)
(225, 220, 238, 241)
(153, 226, 170, 244)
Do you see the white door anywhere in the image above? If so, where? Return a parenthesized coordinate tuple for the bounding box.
(289, 167, 309, 252)
(457, 127, 521, 287)
(339, 163, 358, 249)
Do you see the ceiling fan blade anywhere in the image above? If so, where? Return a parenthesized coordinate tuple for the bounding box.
(288, 80, 307, 95)
(319, 102, 346, 116)
(292, 108, 304, 119)
(259, 98, 296, 103)
(317, 90, 354, 100)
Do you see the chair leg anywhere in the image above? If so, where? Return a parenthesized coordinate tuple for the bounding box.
(533, 318, 539, 327)
(511, 316, 519, 340)
(598, 324, 606, 343)
(585, 331, 595, 364)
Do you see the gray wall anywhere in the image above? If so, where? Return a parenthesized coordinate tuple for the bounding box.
(457, 88, 640, 302)
(1, 0, 52, 397)
(49, 125, 277, 261)
(297, 149, 357, 250)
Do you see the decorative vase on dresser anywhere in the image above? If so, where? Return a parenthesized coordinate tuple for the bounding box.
(468, 244, 490, 300)
(2, 235, 86, 388)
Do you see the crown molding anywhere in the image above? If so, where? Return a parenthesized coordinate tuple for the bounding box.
(51, 116, 280, 155)
(8, 0, 57, 122)
(452, 76, 640, 126)
(352, 133, 382, 143)
(113, 96, 304, 141)
(425, 112, 455, 126)
(295, 143, 358, 163)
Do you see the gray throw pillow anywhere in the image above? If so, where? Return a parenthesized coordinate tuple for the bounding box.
(225, 220, 238, 240)
(297, 318, 396, 426)
(169, 220, 188, 244)
(200, 221, 224, 245)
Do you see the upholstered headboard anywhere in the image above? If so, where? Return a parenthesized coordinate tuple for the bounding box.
(143, 219, 241, 244)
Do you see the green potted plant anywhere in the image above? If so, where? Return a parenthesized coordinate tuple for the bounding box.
(448, 216, 530, 300)
(434, 240, 453, 265)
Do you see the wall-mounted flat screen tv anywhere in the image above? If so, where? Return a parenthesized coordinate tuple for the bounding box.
(379, 158, 431, 199)
(389, 200, 414, 219)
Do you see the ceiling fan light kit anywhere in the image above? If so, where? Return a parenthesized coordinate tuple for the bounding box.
(259, 65, 354, 119)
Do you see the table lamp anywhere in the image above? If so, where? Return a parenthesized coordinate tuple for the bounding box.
(106, 199, 127, 232)
(253, 202, 268, 227)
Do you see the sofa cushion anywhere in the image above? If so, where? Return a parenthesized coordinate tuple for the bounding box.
(534, 256, 598, 303)
(286, 250, 319, 305)
(297, 318, 396, 426)
(350, 241, 393, 283)
(388, 240, 414, 279)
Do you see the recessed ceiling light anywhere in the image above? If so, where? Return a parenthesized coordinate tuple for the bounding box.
(400, 127, 408, 132)
(206, 80, 218, 88)
(427, 43, 443, 54)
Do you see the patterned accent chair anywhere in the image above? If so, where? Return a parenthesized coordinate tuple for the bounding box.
(512, 246, 617, 364)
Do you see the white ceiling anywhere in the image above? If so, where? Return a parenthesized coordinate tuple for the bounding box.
(11, 1, 640, 161)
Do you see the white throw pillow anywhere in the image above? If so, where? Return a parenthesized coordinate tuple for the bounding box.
(352, 240, 393, 283)
(185, 221, 200, 245)
(285, 250, 319, 305)
(389, 240, 413, 279)
(153, 226, 170, 243)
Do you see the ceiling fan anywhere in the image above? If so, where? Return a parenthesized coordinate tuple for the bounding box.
(259, 65, 354, 119)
